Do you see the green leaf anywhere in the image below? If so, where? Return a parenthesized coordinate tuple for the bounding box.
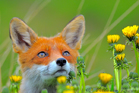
(41, 89, 48, 93)
(2, 87, 9, 93)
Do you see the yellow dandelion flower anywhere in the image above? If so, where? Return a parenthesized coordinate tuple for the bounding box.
(122, 25, 138, 41)
(136, 33, 139, 37)
(93, 90, 114, 93)
(63, 85, 74, 93)
(107, 35, 120, 43)
(57, 76, 66, 83)
(10, 75, 22, 82)
(99, 73, 112, 84)
(115, 53, 125, 61)
(115, 44, 125, 52)
(63, 90, 74, 93)
(66, 85, 74, 90)
(136, 33, 139, 46)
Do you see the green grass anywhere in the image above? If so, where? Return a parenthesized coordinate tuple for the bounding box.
(0, 0, 139, 92)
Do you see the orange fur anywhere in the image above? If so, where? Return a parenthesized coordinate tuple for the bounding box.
(19, 37, 79, 72)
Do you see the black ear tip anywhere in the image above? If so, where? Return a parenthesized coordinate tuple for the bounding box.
(10, 17, 20, 22)
(10, 17, 28, 27)
(75, 14, 85, 20)
(9, 17, 23, 40)
(67, 15, 85, 25)
(10, 17, 25, 25)
(77, 14, 84, 17)
(11, 17, 20, 20)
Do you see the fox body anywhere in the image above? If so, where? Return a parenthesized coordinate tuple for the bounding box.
(9, 15, 85, 93)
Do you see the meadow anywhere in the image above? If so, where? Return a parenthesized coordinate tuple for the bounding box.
(0, 0, 139, 93)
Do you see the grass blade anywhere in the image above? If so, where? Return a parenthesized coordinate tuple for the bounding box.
(0, 38, 9, 53)
(77, 0, 85, 15)
(85, 70, 103, 81)
(86, 41, 102, 73)
(24, 0, 51, 23)
(0, 46, 11, 67)
(0, 67, 2, 92)
(81, 0, 139, 56)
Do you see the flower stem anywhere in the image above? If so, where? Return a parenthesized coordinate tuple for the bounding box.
(113, 49, 119, 91)
(132, 41, 139, 75)
(119, 67, 122, 93)
(137, 49, 139, 75)
(80, 68, 85, 93)
(126, 68, 129, 77)
(107, 84, 110, 91)
(110, 77, 114, 91)
(79, 77, 82, 93)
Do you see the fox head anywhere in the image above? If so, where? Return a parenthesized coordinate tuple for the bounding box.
(9, 15, 85, 92)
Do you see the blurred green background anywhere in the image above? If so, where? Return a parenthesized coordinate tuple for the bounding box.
(0, 0, 139, 91)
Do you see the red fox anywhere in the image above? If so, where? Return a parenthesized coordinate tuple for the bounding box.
(9, 15, 85, 93)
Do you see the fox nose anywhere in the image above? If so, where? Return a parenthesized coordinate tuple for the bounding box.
(56, 58, 66, 67)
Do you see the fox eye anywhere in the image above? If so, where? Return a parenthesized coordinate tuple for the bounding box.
(37, 51, 48, 58)
(63, 51, 70, 56)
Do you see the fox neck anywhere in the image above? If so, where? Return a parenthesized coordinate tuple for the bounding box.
(20, 66, 57, 93)
(20, 79, 56, 93)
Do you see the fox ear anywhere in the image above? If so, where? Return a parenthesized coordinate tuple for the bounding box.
(61, 15, 85, 50)
(9, 17, 38, 53)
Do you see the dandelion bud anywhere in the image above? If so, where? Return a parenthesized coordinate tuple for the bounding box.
(129, 72, 134, 79)
(129, 72, 138, 79)
(122, 79, 128, 85)
(132, 73, 139, 79)
(72, 80, 78, 85)
(131, 81, 139, 88)
(69, 71, 75, 77)
(77, 56, 84, 64)
(122, 83, 130, 89)
(85, 86, 92, 92)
